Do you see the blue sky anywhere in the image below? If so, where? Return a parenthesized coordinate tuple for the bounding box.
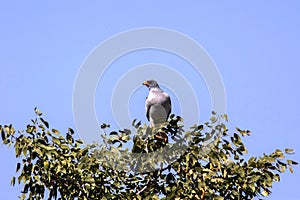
(0, 1, 299, 199)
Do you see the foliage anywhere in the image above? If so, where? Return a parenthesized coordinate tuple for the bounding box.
(1, 108, 297, 200)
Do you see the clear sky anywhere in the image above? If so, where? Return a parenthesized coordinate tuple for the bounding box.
(0, 1, 299, 199)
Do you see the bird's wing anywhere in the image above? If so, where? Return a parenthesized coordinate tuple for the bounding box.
(161, 92, 171, 119)
(145, 96, 151, 121)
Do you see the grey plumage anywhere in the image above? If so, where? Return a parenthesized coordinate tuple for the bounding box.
(143, 80, 171, 127)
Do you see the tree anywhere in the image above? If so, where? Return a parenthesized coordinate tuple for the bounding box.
(1, 108, 297, 200)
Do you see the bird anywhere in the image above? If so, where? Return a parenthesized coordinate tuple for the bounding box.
(142, 80, 171, 128)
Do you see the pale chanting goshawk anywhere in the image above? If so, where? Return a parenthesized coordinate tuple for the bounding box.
(143, 80, 171, 128)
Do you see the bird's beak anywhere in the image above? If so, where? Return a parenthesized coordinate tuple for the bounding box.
(143, 81, 149, 87)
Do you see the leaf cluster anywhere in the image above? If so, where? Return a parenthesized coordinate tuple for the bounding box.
(1, 109, 297, 200)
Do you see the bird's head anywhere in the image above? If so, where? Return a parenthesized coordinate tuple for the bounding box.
(143, 80, 160, 90)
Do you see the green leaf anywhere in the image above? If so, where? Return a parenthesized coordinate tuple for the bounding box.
(18, 175, 23, 184)
(285, 148, 295, 154)
(248, 184, 256, 192)
(291, 160, 298, 165)
(85, 177, 95, 183)
(234, 133, 242, 145)
(66, 133, 74, 144)
(278, 160, 287, 166)
(249, 175, 260, 183)
(52, 129, 60, 135)
(16, 163, 21, 172)
(123, 129, 131, 135)
(210, 116, 217, 123)
(261, 190, 269, 197)
(68, 128, 74, 135)
(10, 176, 15, 186)
(100, 123, 110, 129)
(274, 174, 280, 182)
(76, 139, 84, 145)
(279, 165, 286, 173)
(214, 196, 224, 200)
(121, 135, 130, 141)
(61, 144, 69, 151)
(34, 107, 42, 116)
(223, 114, 228, 122)
(246, 130, 251, 136)
(39, 144, 56, 151)
(109, 131, 118, 136)
(40, 118, 49, 128)
(52, 137, 61, 145)
(1, 128, 6, 141)
(4, 125, 14, 135)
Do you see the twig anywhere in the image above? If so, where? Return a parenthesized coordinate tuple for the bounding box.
(136, 179, 150, 195)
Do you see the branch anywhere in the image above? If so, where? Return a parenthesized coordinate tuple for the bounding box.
(136, 179, 150, 195)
